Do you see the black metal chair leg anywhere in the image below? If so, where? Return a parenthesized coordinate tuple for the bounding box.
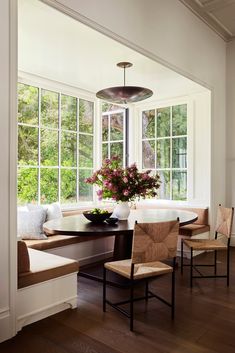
(190, 247, 193, 288)
(181, 239, 184, 274)
(227, 246, 230, 287)
(171, 268, 175, 319)
(130, 281, 134, 331)
(214, 250, 217, 275)
(145, 280, 149, 301)
(103, 266, 106, 312)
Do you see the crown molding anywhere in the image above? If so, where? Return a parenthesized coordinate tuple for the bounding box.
(180, 0, 235, 42)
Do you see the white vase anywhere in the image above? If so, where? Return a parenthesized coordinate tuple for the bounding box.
(113, 201, 130, 220)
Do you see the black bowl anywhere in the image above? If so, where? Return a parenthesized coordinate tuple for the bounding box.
(106, 217, 119, 225)
(83, 211, 112, 224)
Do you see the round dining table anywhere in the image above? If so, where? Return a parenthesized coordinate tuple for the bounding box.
(43, 208, 198, 237)
(43, 208, 197, 286)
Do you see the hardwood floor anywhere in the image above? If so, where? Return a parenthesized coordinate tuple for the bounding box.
(1, 250, 235, 353)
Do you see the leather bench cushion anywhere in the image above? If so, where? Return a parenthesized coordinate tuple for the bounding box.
(24, 235, 81, 250)
(18, 248, 79, 289)
(179, 224, 210, 237)
(24, 233, 106, 251)
(18, 240, 30, 274)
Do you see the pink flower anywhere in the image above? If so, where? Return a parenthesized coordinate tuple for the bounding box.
(113, 170, 120, 176)
(97, 189, 103, 196)
(123, 177, 128, 183)
(111, 185, 118, 192)
(142, 173, 150, 180)
(123, 190, 129, 196)
(107, 182, 113, 190)
(112, 156, 119, 161)
(103, 180, 109, 187)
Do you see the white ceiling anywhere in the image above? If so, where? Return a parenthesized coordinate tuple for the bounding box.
(180, 0, 235, 41)
(18, 0, 207, 104)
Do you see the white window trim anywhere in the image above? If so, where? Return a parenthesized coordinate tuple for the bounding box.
(101, 107, 127, 167)
(18, 71, 98, 207)
(135, 97, 194, 203)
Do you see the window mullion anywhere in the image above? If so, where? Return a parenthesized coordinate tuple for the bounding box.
(38, 88, 41, 204)
(108, 113, 110, 159)
(58, 92, 61, 204)
(170, 106, 173, 200)
(76, 98, 79, 203)
(155, 108, 157, 171)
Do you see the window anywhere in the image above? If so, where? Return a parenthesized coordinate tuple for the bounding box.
(142, 104, 187, 200)
(17, 82, 94, 205)
(101, 102, 127, 166)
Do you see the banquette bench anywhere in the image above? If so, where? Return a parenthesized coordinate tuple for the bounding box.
(17, 240, 78, 331)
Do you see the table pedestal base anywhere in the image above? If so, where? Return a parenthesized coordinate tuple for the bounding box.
(79, 233, 133, 287)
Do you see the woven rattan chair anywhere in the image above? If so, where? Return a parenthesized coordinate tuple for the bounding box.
(181, 205, 234, 287)
(103, 219, 179, 331)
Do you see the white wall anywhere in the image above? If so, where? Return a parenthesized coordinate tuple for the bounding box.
(226, 39, 235, 243)
(0, 0, 17, 342)
(192, 92, 211, 205)
(43, 0, 226, 222)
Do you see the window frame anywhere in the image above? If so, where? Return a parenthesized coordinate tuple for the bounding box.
(137, 98, 194, 202)
(101, 105, 128, 167)
(18, 72, 97, 206)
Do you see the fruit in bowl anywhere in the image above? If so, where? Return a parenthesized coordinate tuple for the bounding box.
(83, 208, 112, 223)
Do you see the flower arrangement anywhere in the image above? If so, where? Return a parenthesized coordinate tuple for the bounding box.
(85, 156, 161, 202)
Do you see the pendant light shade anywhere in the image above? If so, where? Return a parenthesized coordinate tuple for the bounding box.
(96, 62, 153, 104)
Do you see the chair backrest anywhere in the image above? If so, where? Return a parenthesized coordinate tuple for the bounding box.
(215, 205, 234, 238)
(131, 220, 179, 264)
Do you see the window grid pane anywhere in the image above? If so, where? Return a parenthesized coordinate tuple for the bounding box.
(101, 106, 126, 167)
(142, 105, 187, 200)
(17, 82, 94, 205)
(41, 89, 59, 128)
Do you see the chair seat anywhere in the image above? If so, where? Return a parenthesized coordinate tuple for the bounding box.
(104, 259, 173, 280)
(184, 238, 227, 251)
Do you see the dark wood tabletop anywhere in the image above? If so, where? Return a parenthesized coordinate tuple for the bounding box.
(43, 208, 198, 237)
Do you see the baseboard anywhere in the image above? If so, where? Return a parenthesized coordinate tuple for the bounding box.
(78, 250, 113, 266)
(0, 308, 13, 343)
(16, 296, 77, 331)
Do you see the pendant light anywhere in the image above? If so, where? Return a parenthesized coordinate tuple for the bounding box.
(96, 62, 153, 104)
